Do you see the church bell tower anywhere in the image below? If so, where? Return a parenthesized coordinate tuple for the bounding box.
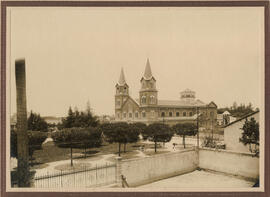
(139, 59, 158, 106)
(115, 68, 129, 117)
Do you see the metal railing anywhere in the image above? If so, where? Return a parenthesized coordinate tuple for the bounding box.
(34, 163, 116, 188)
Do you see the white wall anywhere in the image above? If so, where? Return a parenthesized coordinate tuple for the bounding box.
(199, 148, 259, 180)
(120, 149, 198, 186)
(224, 112, 259, 153)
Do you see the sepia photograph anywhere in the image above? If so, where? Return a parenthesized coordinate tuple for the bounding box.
(1, 1, 267, 194)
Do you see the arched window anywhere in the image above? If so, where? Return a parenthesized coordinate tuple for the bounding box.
(161, 112, 165, 117)
(141, 96, 146, 104)
(183, 112, 187, 117)
(169, 112, 173, 117)
(129, 113, 132, 118)
(150, 95, 155, 104)
(116, 99, 121, 107)
(151, 111, 155, 118)
(142, 111, 146, 118)
(189, 112, 193, 116)
(135, 112, 139, 118)
(123, 112, 126, 118)
(176, 112, 180, 117)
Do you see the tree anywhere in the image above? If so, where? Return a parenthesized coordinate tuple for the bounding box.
(51, 127, 102, 166)
(61, 106, 99, 129)
(28, 131, 47, 164)
(10, 129, 47, 165)
(239, 117, 259, 155)
(172, 123, 197, 149)
(122, 123, 141, 153)
(132, 122, 147, 140)
(101, 122, 130, 156)
(27, 111, 48, 132)
(61, 107, 75, 128)
(143, 123, 174, 153)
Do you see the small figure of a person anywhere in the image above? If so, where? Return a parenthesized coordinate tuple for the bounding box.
(142, 145, 145, 152)
(173, 143, 176, 151)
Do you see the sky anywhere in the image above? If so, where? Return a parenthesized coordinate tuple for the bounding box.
(8, 7, 264, 117)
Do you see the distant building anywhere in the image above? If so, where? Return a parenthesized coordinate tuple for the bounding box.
(217, 111, 237, 126)
(98, 115, 115, 123)
(42, 116, 62, 125)
(114, 59, 217, 129)
(224, 111, 259, 153)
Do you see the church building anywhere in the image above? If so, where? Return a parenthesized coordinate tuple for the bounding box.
(115, 59, 217, 131)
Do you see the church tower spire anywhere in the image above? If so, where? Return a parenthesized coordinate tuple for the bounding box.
(143, 58, 153, 80)
(118, 67, 126, 86)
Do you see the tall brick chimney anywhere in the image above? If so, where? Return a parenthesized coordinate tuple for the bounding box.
(15, 59, 30, 187)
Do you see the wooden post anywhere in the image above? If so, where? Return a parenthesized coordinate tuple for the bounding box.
(15, 59, 30, 187)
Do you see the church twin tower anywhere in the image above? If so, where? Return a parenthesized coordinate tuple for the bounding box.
(115, 59, 158, 115)
(115, 58, 218, 126)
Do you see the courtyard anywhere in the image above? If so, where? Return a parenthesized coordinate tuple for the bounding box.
(139, 170, 255, 189)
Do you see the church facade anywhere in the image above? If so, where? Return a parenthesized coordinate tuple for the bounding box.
(114, 59, 217, 131)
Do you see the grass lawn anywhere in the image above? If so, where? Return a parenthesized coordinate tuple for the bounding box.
(32, 140, 155, 166)
(144, 150, 171, 156)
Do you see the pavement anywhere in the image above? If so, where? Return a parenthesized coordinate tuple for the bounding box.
(139, 170, 255, 188)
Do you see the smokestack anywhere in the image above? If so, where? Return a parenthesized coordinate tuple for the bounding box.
(15, 59, 30, 187)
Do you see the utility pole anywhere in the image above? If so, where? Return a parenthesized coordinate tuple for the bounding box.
(15, 59, 30, 187)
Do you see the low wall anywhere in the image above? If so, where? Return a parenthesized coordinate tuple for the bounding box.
(199, 148, 259, 180)
(120, 148, 198, 187)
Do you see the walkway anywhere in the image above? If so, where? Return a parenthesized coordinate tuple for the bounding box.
(139, 170, 255, 188)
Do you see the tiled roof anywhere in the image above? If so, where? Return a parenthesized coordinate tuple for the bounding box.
(135, 98, 207, 107)
(157, 99, 206, 107)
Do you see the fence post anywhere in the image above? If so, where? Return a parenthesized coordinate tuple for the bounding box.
(96, 164, 98, 185)
(60, 170, 63, 188)
(115, 156, 122, 187)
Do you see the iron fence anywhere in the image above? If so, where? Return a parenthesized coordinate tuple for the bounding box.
(34, 163, 116, 188)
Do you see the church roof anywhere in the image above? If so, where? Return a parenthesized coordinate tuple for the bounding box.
(157, 99, 206, 107)
(143, 58, 153, 80)
(117, 68, 127, 86)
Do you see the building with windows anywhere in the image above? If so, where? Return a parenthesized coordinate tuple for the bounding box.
(114, 59, 217, 130)
(217, 111, 237, 126)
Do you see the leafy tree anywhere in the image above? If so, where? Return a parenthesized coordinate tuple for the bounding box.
(122, 123, 141, 153)
(10, 129, 47, 165)
(61, 106, 99, 129)
(143, 123, 174, 153)
(51, 127, 102, 166)
(27, 111, 48, 132)
(28, 131, 47, 164)
(239, 117, 259, 155)
(101, 122, 130, 156)
(172, 123, 197, 149)
(132, 122, 147, 140)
